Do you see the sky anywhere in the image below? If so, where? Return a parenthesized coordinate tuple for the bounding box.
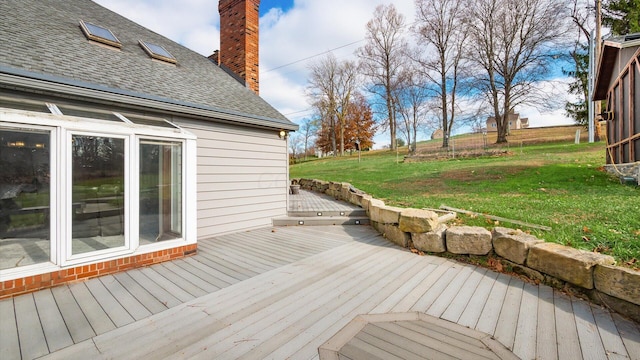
(93, 0, 576, 148)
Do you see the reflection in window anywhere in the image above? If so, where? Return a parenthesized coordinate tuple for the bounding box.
(0, 129, 50, 270)
(72, 135, 125, 255)
(139, 141, 182, 244)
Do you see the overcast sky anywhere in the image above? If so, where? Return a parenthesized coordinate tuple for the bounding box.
(93, 0, 575, 147)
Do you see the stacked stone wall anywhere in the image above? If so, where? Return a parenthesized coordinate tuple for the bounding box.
(294, 178, 640, 322)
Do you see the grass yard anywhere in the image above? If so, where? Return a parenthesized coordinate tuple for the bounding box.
(291, 139, 640, 268)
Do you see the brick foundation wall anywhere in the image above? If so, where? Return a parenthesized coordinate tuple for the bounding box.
(0, 244, 197, 299)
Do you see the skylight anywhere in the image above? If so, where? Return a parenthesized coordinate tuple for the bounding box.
(79, 20, 122, 48)
(139, 41, 177, 64)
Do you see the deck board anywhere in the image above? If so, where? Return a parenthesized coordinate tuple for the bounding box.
(591, 306, 629, 360)
(4, 192, 639, 360)
(572, 298, 608, 360)
(0, 298, 20, 359)
(475, 273, 511, 335)
(152, 242, 405, 359)
(84, 278, 135, 327)
(83, 240, 383, 359)
(159, 261, 220, 294)
(67, 282, 116, 335)
(410, 263, 464, 311)
(368, 261, 441, 314)
(99, 275, 152, 321)
(612, 313, 640, 360)
(111, 272, 169, 314)
(494, 277, 525, 350)
(50, 285, 95, 343)
(440, 267, 488, 323)
(32, 289, 73, 352)
(137, 267, 196, 302)
(221, 248, 423, 360)
(426, 264, 475, 317)
(392, 321, 493, 359)
(536, 284, 558, 360)
(555, 291, 583, 359)
(389, 263, 456, 316)
(359, 324, 453, 360)
(14, 294, 49, 359)
(457, 270, 499, 328)
(124, 269, 182, 308)
(512, 282, 538, 359)
(263, 255, 431, 359)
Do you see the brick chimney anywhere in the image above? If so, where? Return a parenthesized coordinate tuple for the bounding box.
(218, 0, 260, 94)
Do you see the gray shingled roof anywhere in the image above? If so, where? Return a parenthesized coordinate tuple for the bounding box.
(0, 0, 296, 130)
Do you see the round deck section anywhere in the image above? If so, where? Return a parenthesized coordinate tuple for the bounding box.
(319, 312, 520, 360)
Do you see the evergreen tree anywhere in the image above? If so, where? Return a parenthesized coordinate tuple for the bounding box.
(563, 44, 589, 126)
(603, 0, 640, 35)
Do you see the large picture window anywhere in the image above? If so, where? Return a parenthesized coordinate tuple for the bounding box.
(139, 140, 182, 243)
(0, 106, 195, 277)
(71, 135, 126, 255)
(0, 128, 51, 270)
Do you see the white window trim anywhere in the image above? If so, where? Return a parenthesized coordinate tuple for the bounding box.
(0, 107, 197, 281)
(62, 129, 132, 266)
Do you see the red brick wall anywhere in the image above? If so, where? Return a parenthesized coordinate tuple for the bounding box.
(219, 0, 260, 94)
(0, 244, 197, 299)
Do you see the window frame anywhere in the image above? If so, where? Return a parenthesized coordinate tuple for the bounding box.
(0, 107, 196, 278)
(63, 129, 131, 265)
(0, 122, 58, 272)
(135, 136, 187, 251)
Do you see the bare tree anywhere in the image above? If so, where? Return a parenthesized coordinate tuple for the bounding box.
(395, 70, 431, 153)
(335, 60, 359, 156)
(288, 133, 303, 163)
(299, 118, 319, 160)
(357, 4, 409, 151)
(468, 0, 569, 143)
(307, 53, 358, 156)
(308, 54, 339, 155)
(413, 0, 469, 148)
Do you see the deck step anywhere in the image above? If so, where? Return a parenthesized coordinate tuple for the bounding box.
(273, 216, 370, 226)
(287, 209, 366, 218)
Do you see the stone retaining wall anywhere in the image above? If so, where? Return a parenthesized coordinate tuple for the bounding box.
(603, 162, 640, 184)
(295, 178, 640, 322)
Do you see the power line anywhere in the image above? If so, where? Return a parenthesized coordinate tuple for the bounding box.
(284, 108, 313, 116)
(263, 39, 365, 73)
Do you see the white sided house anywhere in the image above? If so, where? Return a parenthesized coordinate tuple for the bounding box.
(0, 0, 296, 297)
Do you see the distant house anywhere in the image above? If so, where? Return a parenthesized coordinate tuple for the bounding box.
(431, 129, 444, 140)
(593, 33, 640, 182)
(0, 0, 297, 297)
(486, 111, 529, 132)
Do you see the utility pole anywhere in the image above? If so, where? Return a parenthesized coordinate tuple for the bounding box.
(593, 0, 602, 141)
(589, 29, 595, 143)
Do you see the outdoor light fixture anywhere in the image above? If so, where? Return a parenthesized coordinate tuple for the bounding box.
(279, 130, 287, 139)
(317, 212, 322, 216)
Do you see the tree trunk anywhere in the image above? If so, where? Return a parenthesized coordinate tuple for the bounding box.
(330, 114, 337, 156)
(386, 82, 396, 150)
(339, 119, 345, 156)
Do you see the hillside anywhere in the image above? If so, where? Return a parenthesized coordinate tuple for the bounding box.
(416, 125, 588, 153)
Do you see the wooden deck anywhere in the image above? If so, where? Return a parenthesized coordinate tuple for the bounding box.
(1, 192, 639, 359)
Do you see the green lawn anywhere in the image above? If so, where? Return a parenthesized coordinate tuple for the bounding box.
(291, 142, 640, 268)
